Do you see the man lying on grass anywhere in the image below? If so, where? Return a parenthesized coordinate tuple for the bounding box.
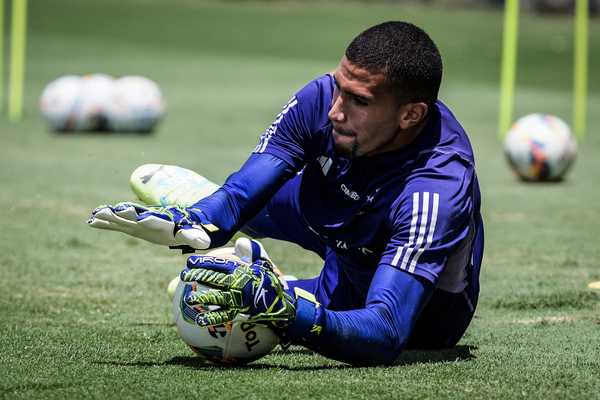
(89, 21, 484, 366)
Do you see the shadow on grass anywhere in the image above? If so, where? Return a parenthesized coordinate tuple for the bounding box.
(395, 345, 476, 365)
(93, 345, 476, 371)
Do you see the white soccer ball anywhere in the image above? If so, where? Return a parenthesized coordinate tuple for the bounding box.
(75, 74, 114, 131)
(504, 113, 577, 181)
(40, 74, 115, 132)
(39, 75, 83, 131)
(172, 247, 279, 365)
(106, 75, 165, 133)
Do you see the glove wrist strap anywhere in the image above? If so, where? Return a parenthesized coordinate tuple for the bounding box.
(286, 288, 323, 341)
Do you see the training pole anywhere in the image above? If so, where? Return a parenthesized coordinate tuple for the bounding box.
(498, 0, 519, 139)
(573, 0, 588, 140)
(0, 0, 4, 111)
(8, 0, 27, 122)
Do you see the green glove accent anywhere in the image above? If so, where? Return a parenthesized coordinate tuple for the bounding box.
(181, 255, 295, 328)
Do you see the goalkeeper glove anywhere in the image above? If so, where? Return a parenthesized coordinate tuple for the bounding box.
(88, 202, 217, 251)
(180, 238, 295, 328)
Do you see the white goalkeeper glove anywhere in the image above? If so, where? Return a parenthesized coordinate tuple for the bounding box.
(88, 202, 217, 251)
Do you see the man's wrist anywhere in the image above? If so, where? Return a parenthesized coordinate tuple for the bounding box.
(285, 288, 324, 342)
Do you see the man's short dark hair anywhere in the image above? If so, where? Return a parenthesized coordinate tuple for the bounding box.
(345, 21, 443, 107)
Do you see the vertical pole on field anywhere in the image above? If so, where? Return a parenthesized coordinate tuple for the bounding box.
(573, 0, 588, 140)
(8, 0, 27, 122)
(0, 0, 4, 112)
(498, 0, 519, 139)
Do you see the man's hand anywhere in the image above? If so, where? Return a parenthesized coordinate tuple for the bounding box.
(88, 202, 213, 250)
(180, 238, 295, 328)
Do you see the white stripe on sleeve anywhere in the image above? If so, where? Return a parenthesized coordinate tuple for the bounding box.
(408, 192, 439, 273)
(255, 97, 298, 153)
(391, 192, 419, 266)
(401, 192, 429, 271)
(390, 192, 440, 275)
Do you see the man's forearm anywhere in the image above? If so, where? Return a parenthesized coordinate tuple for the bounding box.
(189, 153, 295, 247)
(286, 265, 433, 365)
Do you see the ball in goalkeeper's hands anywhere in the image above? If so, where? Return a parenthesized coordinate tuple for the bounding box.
(171, 247, 279, 365)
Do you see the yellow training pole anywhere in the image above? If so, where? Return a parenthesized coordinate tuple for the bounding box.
(8, 0, 27, 122)
(0, 0, 4, 110)
(573, 0, 588, 140)
(498, 0, 519, 139)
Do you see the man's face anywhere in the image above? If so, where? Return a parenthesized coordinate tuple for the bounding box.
(329, 57, 410, 159)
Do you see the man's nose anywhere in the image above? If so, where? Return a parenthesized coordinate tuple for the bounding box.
(328, 95, 345, 123)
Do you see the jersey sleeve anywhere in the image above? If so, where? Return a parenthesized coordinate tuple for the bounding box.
(188, 75, 333, 247)
(379, 159, 476, 286)
(286, 264, 434, 365)
(253, 74, 333, 170)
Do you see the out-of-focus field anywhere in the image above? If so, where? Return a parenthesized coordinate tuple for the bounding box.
(1, 1, 599, 398)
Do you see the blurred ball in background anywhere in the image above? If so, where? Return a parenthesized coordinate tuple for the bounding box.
(39, 75, 84, 131)
(76, 74, 114, 131)
(39, 74, 165, 134)
(504, 113, 577, 181)
(105, 76, 165, 133)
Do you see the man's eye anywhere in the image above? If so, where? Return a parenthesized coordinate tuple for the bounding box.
(353, 96, 368, 106)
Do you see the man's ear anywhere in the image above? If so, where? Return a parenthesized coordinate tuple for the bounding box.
(398, 102, 428, 130)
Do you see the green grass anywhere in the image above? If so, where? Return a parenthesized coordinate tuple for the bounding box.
(1, 1, 599, 398)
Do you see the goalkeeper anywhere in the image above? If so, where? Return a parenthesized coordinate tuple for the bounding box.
(89, 21, 484, 366)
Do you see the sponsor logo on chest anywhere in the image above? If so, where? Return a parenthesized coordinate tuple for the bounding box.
(340, 183, 360, 201)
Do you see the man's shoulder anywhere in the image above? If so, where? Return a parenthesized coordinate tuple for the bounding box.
(295, 73, 335, 110)
(385, 152, 477, 226)
(284, 73, 334, 136)
(430, 100, 476, 167)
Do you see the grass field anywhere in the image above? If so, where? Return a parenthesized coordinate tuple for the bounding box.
(1, 1, 599, 398)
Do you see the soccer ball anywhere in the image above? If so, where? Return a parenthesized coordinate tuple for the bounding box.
(106, 75, 165, 133)
(75, 74, 114, 131)
(40, 74, 114, 131)
(504, 113, 577, 181)
(39, 75, 83, 131)
(171, 247, 279, 365)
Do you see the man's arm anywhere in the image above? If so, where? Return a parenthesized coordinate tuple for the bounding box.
(89, 75, 332, 250)
(186, 152, 295, 247)
(286, 264, 434, 366)
(286, 167, 480, 365)
(178, 238, 433, 365)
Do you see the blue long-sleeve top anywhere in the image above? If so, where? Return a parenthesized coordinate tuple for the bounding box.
(190, 74, 483, 365)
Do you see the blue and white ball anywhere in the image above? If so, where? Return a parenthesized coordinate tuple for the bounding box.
(171, 247, 279, 365)
(504, 113, 577, 181)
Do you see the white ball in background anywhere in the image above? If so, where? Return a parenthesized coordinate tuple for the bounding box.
(504, 113, 577, 181)
(106, 75, 165, 133)
(39, 75, 84, 132)
(74, 74, 115, 131)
